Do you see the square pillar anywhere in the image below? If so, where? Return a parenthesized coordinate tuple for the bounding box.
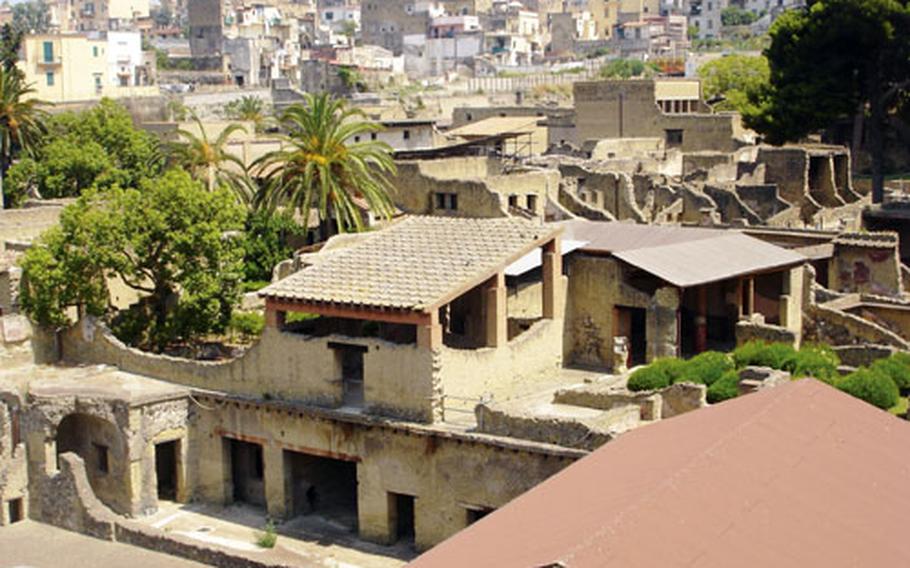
(746, 277, 755, 315)
(264, 444, 287, 520)
(417, 310, 442, 351)
(542, 236, 563, 319)
(265, 307, 285, 329)
(485, 273, 507, 347)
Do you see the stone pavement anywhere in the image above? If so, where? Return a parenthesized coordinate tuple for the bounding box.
(0, 521, 206, 568)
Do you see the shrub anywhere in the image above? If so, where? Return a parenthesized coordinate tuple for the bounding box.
(784, 344, 840, 383)
(229, 311, 265, 342)
(837, 368, 900, 410)
(871, 356, 910, 391)
(707, 370, 741, 403)
(627, 365, 671, 391)
(732, 341, 796, 370)
(650, 357, 688, 383)
(677, 351, 734, 386)
(256, 519, 277, 548)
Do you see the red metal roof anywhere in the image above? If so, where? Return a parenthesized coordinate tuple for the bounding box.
(410, 380, 910, 568)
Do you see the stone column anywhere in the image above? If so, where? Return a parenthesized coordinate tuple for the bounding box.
(357, 463, 395, 544)
(264, 444, 287, 520)
(542, 237, 563, 319)
(485, 273, 507, 347)
(695, 285, 708, 353)
(417, 310, 442, 351)
(746, 277, 755, 315)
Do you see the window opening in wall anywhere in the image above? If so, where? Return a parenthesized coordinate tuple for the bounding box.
(508, 194, 518, 208)
(7, 498, 22, 523)
(665, 129, 684, 147)
(526, 194, 538, 211)
(285, 450, 359, 530)
(465, 504, 494, 525)
(93, 442, 109, 474)
(331, 342, 366, 407)
(434, 192, 458, 211)
(403, 129, 411, 140)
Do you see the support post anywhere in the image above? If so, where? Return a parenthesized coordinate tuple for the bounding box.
(746, 276, 755, 316)
(417, 309, 442, 351)
(265, 306, 285, 329)
(542, 236, 563, 319)
(695, 285, 708, 353)
(485, 273, 507, 347)
(264, 444, 287, 521)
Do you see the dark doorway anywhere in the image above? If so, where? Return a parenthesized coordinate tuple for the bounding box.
(332, 343, 365, 407)
(8, 498, 22, 523)
(389, 492, 415, 544)
(614, 306, 647, 366)
(465, 505, 494, 526)
(226, 438, 265, 507)
(155, 440, 178, 501)
(284, 451, 358, 531)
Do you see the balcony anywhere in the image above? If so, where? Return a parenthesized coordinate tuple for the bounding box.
(37, 56, 62, 66)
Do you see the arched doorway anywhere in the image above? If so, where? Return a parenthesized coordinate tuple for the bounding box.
(55, 413, 130, 515)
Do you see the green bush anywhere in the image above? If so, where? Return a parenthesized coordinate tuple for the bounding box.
(627, 365, 671, 391)
(837, 368, 900, 410)
(256, 519, 277, 548)
(732, 341, 796, 370)
(784, 344, 840, 383)
(651, 357, 688, 383)
(707, 370, 741, 403)
(229, 311, 265, 342)
(677, 351, 734, 386)
(871, 356, 910, 391)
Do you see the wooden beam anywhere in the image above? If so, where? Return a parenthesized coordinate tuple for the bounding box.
(265, 298, 431, 326)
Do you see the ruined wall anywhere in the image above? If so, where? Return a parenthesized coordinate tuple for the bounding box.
(0, 203, 65, 246)
(0, 391, 27, 525)
(803, 304, 910, 349)
(565, 254, 679, 369)
(474, 402, 628, 451)
(438, 316, 564, 403)
(392, 162, 507, 218)
(829, 235, 903, 297)
(59, 320, 439, 422)
(187, 394, 580, 550)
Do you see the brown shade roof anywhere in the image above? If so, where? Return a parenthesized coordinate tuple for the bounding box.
(410, 380, 910, 568)
(260, 216, 558, 312)
(561, 220, 805, 287)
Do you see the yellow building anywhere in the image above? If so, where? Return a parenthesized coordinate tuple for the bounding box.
(18, 34, 157, 103)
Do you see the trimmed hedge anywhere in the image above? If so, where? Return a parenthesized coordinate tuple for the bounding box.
(677, 351, 734, 386)
(870, 356, 910, 391)
(784, 344, 840, 383)
(836, 368, 900, 410)
(706, 370, 740, 403)
(732, 340, 796, 370)
(627, 365, 671, 391)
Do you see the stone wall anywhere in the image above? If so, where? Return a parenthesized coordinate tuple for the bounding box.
(803, 304, 910, 349)
(0, 390, 27, 525)
(830, 233, 903, 297)
(735, 319, 798, 347)
(188, 393, 581, 550)
(35, 453, 118, 539)
(59, 319, 438, 423)
(474, 402, 625, 451)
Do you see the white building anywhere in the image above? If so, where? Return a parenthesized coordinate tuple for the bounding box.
(105, 31, 143, 87)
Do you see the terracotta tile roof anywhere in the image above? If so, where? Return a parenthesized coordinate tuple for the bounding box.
(260, 216, 558, 311)
(410, 380, 910, 568)
(833, 231, 899, 248)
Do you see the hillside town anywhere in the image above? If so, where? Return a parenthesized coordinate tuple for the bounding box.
(1, 0, 910, 566)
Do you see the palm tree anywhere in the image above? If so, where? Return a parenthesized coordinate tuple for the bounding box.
(224, 95, 268, 133)
(0, 67, 48, 208)
(252, 93, 396, 238)
(171, 113, 252, 203)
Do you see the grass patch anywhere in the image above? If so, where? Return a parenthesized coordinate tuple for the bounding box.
(255, 519, 277, 548)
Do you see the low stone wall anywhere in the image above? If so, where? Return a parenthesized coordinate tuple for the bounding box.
(737, 366, 791, 395)
(553, 384, 661, 421)
(660, 383, 707, 418)
(833, 344, 899, 368)
(37, 453, 117, 540)
(475, 402, 623, 451)
(735, 319, 798, 346)
(804, 304, 910, 349)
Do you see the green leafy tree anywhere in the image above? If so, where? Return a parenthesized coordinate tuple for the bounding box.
(0, 23, 23, 74)
(171, 114, 251, 201)
(20, 169, 246, 351)
(698, 54, 770, 115)
(253, 93, 396, 238)
(6, 99, 161, 204)
(337, 66, 365, 92)
(599, 58, 657, 79)
(242, 209, 307, 284)
(746, 0, 910, 203)
(721, 6, 758, 26)
(223, 95, 269, 132)
(0, 67, 48, 208)
(12, 0, 50, 35)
